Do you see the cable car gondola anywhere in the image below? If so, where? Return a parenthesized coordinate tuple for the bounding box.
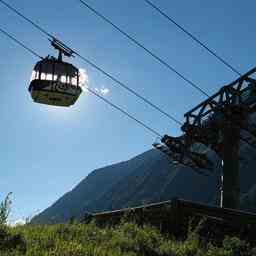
(28, 39, 82, 107)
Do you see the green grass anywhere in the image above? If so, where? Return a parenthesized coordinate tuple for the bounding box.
(0, 221, 254, 256)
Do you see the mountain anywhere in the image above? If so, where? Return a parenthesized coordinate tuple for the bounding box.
(31, 141, 256, 224)
(240, 184, 256, 212)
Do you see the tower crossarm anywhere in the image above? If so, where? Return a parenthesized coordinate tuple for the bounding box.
(184, 66, 256, 126)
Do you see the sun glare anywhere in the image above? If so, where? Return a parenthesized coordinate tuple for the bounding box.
(79, 68, 89, 89)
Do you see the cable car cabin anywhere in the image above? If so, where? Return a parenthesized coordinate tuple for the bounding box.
(29, 56, 82, 107)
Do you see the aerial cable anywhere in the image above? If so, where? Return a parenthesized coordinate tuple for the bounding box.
(0, 27, 43, 59)
(75, 52, 182, 125)
(0, 0, 182, 126)
(143, 0, 242, 76)
(0, 27, 162, 138)
(3, 27, 255, 155)
(77, 0, 210, 97)
(0, 0, 53, 39)
(86, 87, 162, 137)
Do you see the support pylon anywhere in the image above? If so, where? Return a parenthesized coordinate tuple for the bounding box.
(222, 120, 240, 209)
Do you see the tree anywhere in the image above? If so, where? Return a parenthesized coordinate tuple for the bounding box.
(0, 192, 12, 225)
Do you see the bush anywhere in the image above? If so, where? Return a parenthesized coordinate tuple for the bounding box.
(0, 221, 254, 255)
(0, 225, 26, 254)
(223, 237, 250, 256)
(0, 193, 12, 225)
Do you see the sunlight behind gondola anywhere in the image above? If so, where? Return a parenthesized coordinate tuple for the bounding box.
(79, 68, 89, 89)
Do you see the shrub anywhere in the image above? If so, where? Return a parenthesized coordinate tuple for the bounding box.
(0, 192, 12, 225)
(223, 236, 250, 256)
(0, 220, 254, 255)
(0, 225, 26, 254)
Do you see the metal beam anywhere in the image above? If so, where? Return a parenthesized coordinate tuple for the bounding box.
(184, 67, 256, 125)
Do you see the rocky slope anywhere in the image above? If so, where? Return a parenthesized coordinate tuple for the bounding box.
(31, 141, 256, 224)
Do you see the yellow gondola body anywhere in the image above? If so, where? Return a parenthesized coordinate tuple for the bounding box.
(29, 56, 82, 107)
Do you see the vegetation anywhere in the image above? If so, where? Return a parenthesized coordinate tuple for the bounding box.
(0, 192, 12, 225)
(1, 193, 255, 255)
(0, 220, 255, 256)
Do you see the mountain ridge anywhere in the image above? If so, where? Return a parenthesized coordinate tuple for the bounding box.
(31, 149, 220, 224)
(31, 141, 256, 224)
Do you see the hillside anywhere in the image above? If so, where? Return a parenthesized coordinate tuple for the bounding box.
(31, 149, 218, 224)
(31, 139, 256, 224)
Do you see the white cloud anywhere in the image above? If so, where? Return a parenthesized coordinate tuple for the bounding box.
(100, 88, 110, 95)
(79, 68, 89, 87)
(78, 68, 110, 96)
(94, 86, 110, 95)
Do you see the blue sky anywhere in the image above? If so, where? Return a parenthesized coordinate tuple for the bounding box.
(0, 0, 255, 222)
